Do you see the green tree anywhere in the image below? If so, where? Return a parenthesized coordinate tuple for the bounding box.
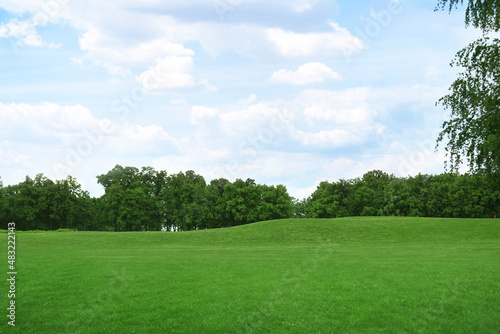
(436, 0, 500, 32)
(348, 185, 376, 216)
(1, 174, 91, 230)
(256, 184, 294, 221)
(383, 178, 410, 216)
(205, 178, 231, 228)
(48, 176, 93, 230)
(97, 165, 164, 231)
(293, 198, 308, 218)
(362, 170, 392, 210)
(160, 170, 207, 231)
(436, 0, 500, 179)
(306, 180, 350, 218)
(223, 178, 261, 226)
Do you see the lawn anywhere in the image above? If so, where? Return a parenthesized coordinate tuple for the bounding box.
(2, 217, 500, 333)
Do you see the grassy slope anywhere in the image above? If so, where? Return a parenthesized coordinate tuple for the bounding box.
(2, 217, 500, 333)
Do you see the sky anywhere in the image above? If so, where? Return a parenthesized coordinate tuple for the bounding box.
(0, 0, 480, 199)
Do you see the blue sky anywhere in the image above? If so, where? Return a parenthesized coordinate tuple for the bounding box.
(0, 0, 479, 198)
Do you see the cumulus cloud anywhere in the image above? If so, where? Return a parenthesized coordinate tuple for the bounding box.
(0, 0, 66, 47)
(270, 62, 342, 86)
(290, 87, 385, 149)
(75, 5, 360, 66)
(0, 18, 60, 47)
(424, 65, 443, 80)
(78, 25, 195, 75)
(0, 102, 102, 140)
(190, 106, 219, 125)
(238, 93, 257, 104)
(136, 56, 216, 94)
(292, 0, 321, 12)
(0, 1, 361, 76)
(219, 103, 284, 137)
(0, 102, 178, 179)
(170, 99, 188, 105)
(267, 23, 364, 57)
(291, 129, 360, 147)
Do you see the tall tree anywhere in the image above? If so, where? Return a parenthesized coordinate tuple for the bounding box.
(223, 178, 261, 226)
(97, 165, 167, 231)
(436, 0, 500, 179)
(160, 170, 207, 231)
(205, 178, 231, 228)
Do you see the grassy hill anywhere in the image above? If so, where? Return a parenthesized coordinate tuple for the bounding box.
(2, 217, 500, 333)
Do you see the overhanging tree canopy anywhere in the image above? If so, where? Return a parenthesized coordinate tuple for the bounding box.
(436, 0, 500, 178)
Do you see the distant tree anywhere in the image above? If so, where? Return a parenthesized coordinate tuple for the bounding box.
(293, 198, 308, 218)
(205, 178, 231, 228)
(97, 165, 165, 231)
(223, 178, 260, 226)
(362, 170, 393, 210)
(404, 174, 428, 217)
(347, 185, 376, 216)
(306, 180, 350, 218)
(159, 170, 207, 231)
(1, 174, 93, 230)
(256, 184, 294, 221)
(383, 178, 410, 216)
(119, 181, 158, 231)
(49, 176, 93, 230)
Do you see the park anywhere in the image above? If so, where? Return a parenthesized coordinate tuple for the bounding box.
(2, 217, 500, 333)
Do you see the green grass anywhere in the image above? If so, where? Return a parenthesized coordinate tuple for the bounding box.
(2, 217, 500, 333)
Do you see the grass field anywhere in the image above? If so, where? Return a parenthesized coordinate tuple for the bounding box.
(2, 217, 500, 333)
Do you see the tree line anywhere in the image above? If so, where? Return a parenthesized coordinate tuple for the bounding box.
(0, 165, 294, 231)
(301, 170, 499, 219)
(0, 166, 498, 231)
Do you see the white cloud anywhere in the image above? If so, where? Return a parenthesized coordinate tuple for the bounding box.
(0, 18, 60, 47)
(0, 0, 66, 47)
(170, 99, 188, 105)
(70, 57, 84, 66)
(292, 129, 360, 147)
(238, 94, 257, 104)
(121, 124, 172, 143)
(190, 106, 219, 125)
(365, 140, 447, 178)
(303, 105, 375, 125)
(219, 103, 283, 137)
(292, 0, 321, 12)
(0, 1, 361, 79)
(424, 65, 443, 80)
(0, 0, 66, 16)
(270, 62, 342, 86)
(0, 102, 178, 181)
(267, 23, 364, 57)
(292, 87, 384, 147)
(0, 102, 101, 139)
(159, 20, 363, 61)
(136, 56, 216, 94)
(78, 26, 195, 75)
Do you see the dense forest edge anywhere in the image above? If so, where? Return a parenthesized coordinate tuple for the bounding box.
(0, 165, 498, 231)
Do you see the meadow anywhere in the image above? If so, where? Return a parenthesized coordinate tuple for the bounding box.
(2, 217, 500, 333)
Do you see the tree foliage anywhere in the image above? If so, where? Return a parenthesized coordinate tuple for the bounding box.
(0, 174, 94, 230)
(436, 0, 500, 32)
(436, 0, 500, 179)
(1, 167, 498, 231)
(305, 170, 499, 219)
